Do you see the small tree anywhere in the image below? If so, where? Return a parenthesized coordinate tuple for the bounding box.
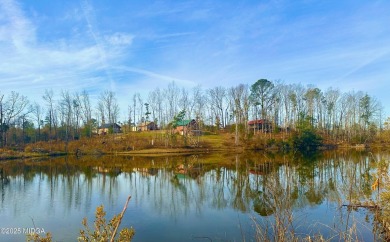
(144, 103, 151, 122)
(171, 109, 186, 129)
(170, 110, 188, 146)
(292, 113, 323, 152)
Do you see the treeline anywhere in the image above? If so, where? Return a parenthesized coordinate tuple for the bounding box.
(0, 79, 385, 147)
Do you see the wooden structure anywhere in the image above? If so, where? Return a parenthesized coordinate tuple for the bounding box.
(129, 123, 137, 132)
(175, 119, 200, 135)
(97, 123, 121, 135)
(137, 121, 158, 131)
(248, 119, 272, 133)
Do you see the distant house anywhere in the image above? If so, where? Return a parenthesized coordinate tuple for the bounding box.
(97, 123, 121, 135)
(129, 123, 138, 132)
(175, 119, 200, 135)
(248, 119, 272, 132)
(137, 121, 158, 131)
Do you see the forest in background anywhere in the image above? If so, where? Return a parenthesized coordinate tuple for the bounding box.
(0, 79, 388, 150)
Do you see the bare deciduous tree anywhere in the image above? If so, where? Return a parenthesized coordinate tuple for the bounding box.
(43, 89, 57, 140)
(0, 91, 29, 147)
(32, 102, 44, 141)
(97, 90, 120, 133)
(208, 86, 227, 128)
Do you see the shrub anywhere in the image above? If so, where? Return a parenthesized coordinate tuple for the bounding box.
(292, 129, 323, 152)
(27, 196, 134, 242)
(78, 204, 135, 242)
(292, 113, 323, 153)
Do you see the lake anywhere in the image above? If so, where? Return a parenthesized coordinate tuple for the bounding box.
(0, 150, 388, 241)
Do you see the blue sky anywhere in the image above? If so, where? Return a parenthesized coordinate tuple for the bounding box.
(1, 0, 390, 117)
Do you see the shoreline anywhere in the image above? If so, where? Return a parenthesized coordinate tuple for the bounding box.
(1, 143, 388, 161)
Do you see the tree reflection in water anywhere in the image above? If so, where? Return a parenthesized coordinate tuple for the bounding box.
(0, 150, 388, 241)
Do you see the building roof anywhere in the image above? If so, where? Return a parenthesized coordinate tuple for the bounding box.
(175, 119, 194, 126)
(138, 121, 155, 127)
(98, 123, 121, 129)
(247, 119, 270, 125)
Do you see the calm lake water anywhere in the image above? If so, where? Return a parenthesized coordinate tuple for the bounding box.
(0, 150, 389, 241)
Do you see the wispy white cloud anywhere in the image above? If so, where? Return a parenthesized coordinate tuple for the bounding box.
(80, 0, 115, 89)
(0, 0, 35, 51)
(105, 32, 133, 46)
(1, 0, 390, 117)
(113, 66, 196, 87)
(150, 32, 195, 41)
(134, 1, 191, 18)
(334, 49, 390, 83)
(0, 0, 134, 100)
(62, 7, 84, 22)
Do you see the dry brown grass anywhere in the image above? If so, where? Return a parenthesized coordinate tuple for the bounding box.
(21, 131, 244, 155)
(8, 128, 384, 158)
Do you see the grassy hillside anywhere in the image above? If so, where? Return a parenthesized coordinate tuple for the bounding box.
(22, 130, 241, 155)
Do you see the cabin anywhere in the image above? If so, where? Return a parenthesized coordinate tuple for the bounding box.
(129, 123, 138, 132)
(97, 123, 121, 135)
(175, 119, 200, 135)
(248, 119, 272, 133)
(137, 121, 158, 131)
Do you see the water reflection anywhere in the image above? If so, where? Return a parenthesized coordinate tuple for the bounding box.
(0, 151, 388, 241)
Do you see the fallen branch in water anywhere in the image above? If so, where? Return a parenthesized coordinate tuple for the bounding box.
(342, 204, 380, 209)
(110, 195, 132, 242)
